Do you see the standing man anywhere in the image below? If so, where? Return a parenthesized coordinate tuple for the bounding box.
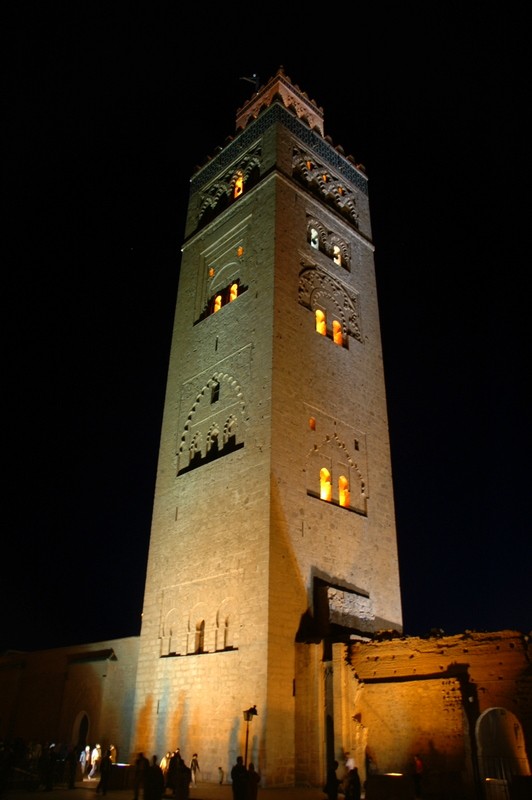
(230, 756, 248, 800)
(96, 749, 113, 796)
(133, 752, 149, 800)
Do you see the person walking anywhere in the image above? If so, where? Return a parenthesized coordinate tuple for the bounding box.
(89, 744, 102, 779)
(80, 745, 91, 779)
(189, 754, 200, 786)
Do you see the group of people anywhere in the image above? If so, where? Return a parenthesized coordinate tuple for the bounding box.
(323, 752, 424, 800)
(323, 759, 361, 800)
(79, 743, 118, 781)
(230, 756, 261, 800)
(134, 748, 200, 799)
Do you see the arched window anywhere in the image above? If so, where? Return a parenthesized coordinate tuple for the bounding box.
(223, 616, 231, 648)
(213, 294, 222, 313)
(230, 283, 238, 302)
(338, 475, 350, 507)
(189, 433, 201, 465)
(309, 417, 316, 431)
(208, 428, 219, 456)
(233, 173, 244, 199)
(333, 320, 343, 345)
(333, 245, 342, 266)
(310, 227, 319, 249)
(315, 309, 326, 336)
(195, 620, 205, 653)
(320, 467, 332, 502)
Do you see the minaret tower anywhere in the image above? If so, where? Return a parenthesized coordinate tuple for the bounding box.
(131, 68, 402, 787)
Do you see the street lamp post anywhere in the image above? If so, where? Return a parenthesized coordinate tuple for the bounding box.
(242, 705, 258, 767)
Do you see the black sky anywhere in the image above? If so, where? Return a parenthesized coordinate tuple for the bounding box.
(4, 3, 530, 652)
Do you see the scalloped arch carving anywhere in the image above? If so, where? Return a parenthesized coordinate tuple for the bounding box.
(198, 148, 262, 221)
(177, 373, 247, 473)
(299, 265, 362, 342)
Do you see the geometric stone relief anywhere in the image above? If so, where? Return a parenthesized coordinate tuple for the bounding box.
(299, 264, 362, 343)
(293, 147, 360, 228)
(327, 586, 374, 627)
(177, 349, 251, 474)
(307, 432, 368, 515)
(198, 147, 262, 225)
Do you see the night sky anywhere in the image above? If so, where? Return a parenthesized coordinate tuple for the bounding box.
(4, 3, 529, 652)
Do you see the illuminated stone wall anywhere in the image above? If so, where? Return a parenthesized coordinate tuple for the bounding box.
(345, 630, 532, 799)
(130, 72, 402, 787)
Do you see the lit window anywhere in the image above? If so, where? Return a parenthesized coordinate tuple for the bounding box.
(237, 246, 244, 257)
(333, 245, 342, 266)
(310, 227, 319, 249)
(209, 267, 215, 277)
(333, 320, 343, 345)
(234, 173, 244, 199)
(338, 475, 350, 507)
(213, 295, 222, 313)
(309, 417, 316, 431)
(320, 468, 332, 502)
(230, 283, 238, 302)
(315, 309, 326, 336)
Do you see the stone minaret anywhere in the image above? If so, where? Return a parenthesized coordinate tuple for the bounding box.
(131, 67, 402, 787)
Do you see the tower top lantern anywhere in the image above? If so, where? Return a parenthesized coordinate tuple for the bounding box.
(235, 65, 325, 136)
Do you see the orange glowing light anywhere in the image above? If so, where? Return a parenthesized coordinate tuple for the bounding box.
(320, 468, 332, 501)
(315, 309, 326, 336)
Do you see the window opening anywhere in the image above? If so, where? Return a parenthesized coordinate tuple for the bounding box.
(309, 417, 316, 431)
(195, 620, 205, 653)
(211, 382, 220, 403)
(208, 429, 219, 456)
(338, 475, 350, 507)
(315, 309, 326, 336)
(233, 173, 244, 199)
(213, 294, 222, 313)
(310, 228, 319, 249)
(320, 468, 332, 502)
(333, 245, 342, 265)
(230, 283, 238, 302)
(333, 320, 343, 345)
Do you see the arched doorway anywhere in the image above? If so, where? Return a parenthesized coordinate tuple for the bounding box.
(477, 707, 531, 800)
